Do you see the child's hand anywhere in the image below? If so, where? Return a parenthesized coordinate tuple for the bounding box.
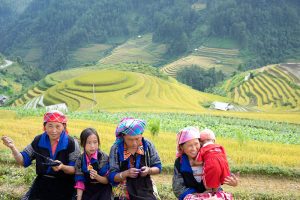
(89, 169, 98, 179)
(1, 136, 15, 149)
(224, 172, 239, 187)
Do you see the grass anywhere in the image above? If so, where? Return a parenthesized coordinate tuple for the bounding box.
(203, 37, 240, 49)
(69, 43, 113, 67)
(99, 34, 167, 66)
(0, 109, 299, 199)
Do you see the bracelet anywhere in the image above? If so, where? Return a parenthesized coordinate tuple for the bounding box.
(119, 172, 123, 179)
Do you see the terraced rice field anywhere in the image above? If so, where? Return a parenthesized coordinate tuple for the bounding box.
(99, 34, 167, 66)
(161, 46, 242, 77)
(230, 65, 300, 110)
(40, 70, 227, 112)
(12, 67, 97, 108)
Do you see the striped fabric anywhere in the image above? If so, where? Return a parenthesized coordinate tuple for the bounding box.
(115, 117, 146, 144)
(43, 110, 67, 123)
(184, 191, 233, 200)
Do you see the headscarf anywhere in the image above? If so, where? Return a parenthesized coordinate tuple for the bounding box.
(43, 110, 68, 132)
(44, 110, 67, 124)
(115, 117, 146, 144)
(176, 126, 200, 158)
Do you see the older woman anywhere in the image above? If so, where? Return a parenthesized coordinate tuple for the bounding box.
(108, 117, 162, 200)
(172, 127, 238, 200)
(1, 110, 80, 200)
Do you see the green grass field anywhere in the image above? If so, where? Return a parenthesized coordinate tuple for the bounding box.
(99, 34, 167, 66)
(68, 43, 113, 67)
(0, 109, 299, 199)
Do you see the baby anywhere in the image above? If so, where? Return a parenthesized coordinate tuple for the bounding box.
(196, 129, 230, 192)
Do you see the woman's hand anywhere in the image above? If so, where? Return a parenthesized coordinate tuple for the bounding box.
(51, 160, 63, 171)
(224, 172, 239, 187)
(1, 136, 15, 149)
(125, 168, 140, 178)
(89, 169, 99, 179)
(140, 166, 150, 177)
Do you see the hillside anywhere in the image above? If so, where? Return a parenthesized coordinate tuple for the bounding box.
(161, 45, 243, 77)
(13, 66, 228, 112)
(221, 64, 300, 111)
(99, 34, 168, 66)
(0, 0, 299, 72)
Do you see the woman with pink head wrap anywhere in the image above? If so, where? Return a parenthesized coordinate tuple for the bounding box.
(172, 127, 238, 200)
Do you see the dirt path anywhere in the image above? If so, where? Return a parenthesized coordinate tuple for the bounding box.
(153, 174, 300, 197)
(0, 59, 13, 69)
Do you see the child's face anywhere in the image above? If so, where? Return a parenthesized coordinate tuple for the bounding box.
(181, 138, 201, 159)
(85, 134, 99, 155)
(45, 122, 65, 141)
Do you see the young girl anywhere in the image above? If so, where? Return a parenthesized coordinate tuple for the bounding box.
(74, 128, 112, 200)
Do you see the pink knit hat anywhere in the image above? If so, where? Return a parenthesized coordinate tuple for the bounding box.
(176, 126, 200, 158)
(199, 128, 216, 141)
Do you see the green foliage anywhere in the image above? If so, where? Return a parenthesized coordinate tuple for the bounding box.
(230, 165, 300, 179)
(148, 118, 160, 137)
(177, 65, 225, 91)
(1, 0, 299, 71)
(207, 0, 300, 69)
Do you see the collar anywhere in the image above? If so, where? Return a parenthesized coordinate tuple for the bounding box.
(38, 131, 69, 158)
(85, 151, 98, 163)
(202, 141, 214, 147)
(180, 154, 193, 173)
(123, 141, 144, 160)
(82, 150, 99, 173)
(118, 137, 147, 162)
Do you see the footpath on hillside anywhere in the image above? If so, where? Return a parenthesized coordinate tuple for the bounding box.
(152, 174, 300, 199)
(0, 60, 13, 69)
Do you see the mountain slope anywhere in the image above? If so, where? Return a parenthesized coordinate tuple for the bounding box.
(221, 64, 300, 111)
(13, 67, 228, 112)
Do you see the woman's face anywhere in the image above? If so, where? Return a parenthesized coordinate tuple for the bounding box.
(85, 134, 99, 155)
(181, 138, 200, 159)
(123, 134, 142, 149)
(45, 122, 65, 141)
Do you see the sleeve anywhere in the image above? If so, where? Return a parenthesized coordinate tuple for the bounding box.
(68, 138, 81, 166)
(74, 155, 86, 191)
(20, 144, 36, 167)
(172, 163, 196, 200)
(74, 181, 85, 190)
(196, 151, 203, 163)
(147, 140, 162, 172)
(108, 144, 120, 185)
(98, 151, 110, 176)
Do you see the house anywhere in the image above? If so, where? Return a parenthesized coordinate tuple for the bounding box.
(244, 72, 253, 81)
(0, 95, 8, 106)
(45, 103, 68, 113)
(211, 101, 232, 111)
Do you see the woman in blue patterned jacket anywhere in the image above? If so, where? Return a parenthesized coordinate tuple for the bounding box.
(108, 117, 162, 200)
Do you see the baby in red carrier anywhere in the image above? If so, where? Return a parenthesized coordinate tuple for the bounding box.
(195, 129, 230, 192)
